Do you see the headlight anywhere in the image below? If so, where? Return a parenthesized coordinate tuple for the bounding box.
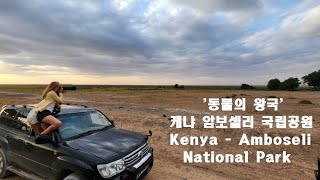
(97, 159, 126, 178)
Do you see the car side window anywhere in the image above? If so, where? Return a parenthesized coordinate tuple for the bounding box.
(11, 110, 31, 134)
(0, 109, 18, 127)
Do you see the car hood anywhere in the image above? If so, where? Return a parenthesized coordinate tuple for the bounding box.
(64, 127, 147, 162)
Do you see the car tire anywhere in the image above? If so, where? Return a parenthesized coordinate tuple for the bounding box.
(0, 148, 12, 178)
(63, 172, 86, 180)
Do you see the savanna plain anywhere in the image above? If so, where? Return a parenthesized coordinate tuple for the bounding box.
(0, 85, 319, 180)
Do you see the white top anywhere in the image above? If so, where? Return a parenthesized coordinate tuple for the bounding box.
(38, 99, 55, 112)
(46, 103, 55, 112)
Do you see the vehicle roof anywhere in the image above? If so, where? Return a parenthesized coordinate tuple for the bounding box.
(2, 104, 96, 115)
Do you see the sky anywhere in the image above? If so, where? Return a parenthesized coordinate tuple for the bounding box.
(0, 0, 319, 85)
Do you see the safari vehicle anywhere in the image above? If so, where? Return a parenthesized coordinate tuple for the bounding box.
(0, 104, 153, 180)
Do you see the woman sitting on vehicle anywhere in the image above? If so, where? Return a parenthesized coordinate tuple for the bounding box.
(35, 81, 64, 136)
(27, 103, 61, 137)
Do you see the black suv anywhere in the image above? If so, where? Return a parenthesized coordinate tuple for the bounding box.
(0, 104, 153, 180)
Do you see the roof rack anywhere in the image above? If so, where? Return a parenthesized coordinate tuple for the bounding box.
(3, 104, 36, 109)
(2, 104, 88, 109)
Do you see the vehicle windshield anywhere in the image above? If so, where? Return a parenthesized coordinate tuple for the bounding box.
(57, 111, 113, 139)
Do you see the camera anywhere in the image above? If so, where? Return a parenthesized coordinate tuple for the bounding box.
(62, 86, 76, 91)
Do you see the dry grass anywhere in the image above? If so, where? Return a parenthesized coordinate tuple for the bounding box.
(0, 86, 319, 180)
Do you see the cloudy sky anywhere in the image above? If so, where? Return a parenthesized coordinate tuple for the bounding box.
(0, 0, 319, 85)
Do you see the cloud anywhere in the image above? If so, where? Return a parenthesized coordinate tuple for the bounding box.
(173, 0, 263, 13)
(0, 0, 319, 85)
(171, 0, 264, 24)
(243, 4, 320, 55)
(284, 5, 320, 37)
(240, 4, 320, 82)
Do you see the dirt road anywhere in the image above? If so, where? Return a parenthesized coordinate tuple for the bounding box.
(0, 89, 319, 180)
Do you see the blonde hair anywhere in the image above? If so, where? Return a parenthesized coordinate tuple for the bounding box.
(42, 81, 60, 99)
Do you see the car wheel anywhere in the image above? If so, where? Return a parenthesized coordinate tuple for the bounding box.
(63, 172, 86, 180)
(0, 148, 12, 178)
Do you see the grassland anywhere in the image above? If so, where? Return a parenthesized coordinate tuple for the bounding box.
(0, 84, 314, 93)
(0, 85, 319, 180)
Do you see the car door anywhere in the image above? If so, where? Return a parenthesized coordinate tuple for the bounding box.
(14, 109, 55, 178)
(0, 108, 26, 166)
(1, 108, 59, 178)
(23, 135, 58, 178)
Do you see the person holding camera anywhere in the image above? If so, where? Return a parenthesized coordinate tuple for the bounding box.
(27, 81, 64, 137)
(27, 102, 61, 137)
(35, 81, 64, 136)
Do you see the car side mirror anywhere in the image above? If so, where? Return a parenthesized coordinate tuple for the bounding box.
(52, 133, 59, 148)
(146, 130, 152, 137)
(35, 132, 59, 147)
(35, 135, 52, 144)
(110, 120, 115, 126)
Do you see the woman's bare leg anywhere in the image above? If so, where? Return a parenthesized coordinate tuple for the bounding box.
(40, 115, 62, 135)
(40, 123, 49, 131)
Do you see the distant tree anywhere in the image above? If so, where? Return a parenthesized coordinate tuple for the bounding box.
(302, 70, 320, 90)
(267, 78, 281, 90)
(279, 77, 300, 91)
(240, 84, 254, 90)
(174, 84, 185, 89)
